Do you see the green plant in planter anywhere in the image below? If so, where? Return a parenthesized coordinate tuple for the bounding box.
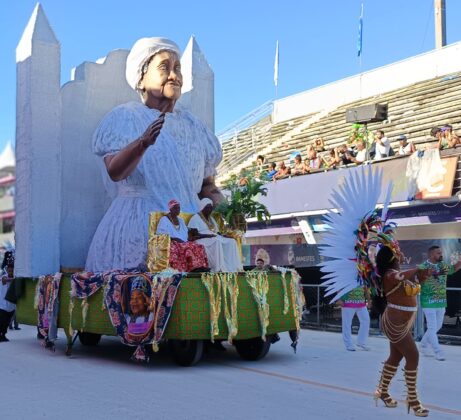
(215, 171, 271, 232)
(348, 123, 374, 145)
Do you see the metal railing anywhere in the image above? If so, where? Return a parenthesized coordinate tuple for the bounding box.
(301, 284, 461, 341)
(217, 101, 273, 143)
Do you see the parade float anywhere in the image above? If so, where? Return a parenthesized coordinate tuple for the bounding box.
(16, 268, 302, 365)
(12, 5, 304, 365)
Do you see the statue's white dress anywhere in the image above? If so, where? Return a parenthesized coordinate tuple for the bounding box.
(85, 102, 222, 272)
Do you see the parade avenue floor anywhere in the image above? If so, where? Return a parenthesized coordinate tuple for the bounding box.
(1, 326, 460, 420)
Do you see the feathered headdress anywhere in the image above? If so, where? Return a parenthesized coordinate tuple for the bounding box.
(319, 166, 400, 301)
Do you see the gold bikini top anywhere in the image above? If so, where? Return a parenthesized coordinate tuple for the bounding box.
(386, 270, 421, 297)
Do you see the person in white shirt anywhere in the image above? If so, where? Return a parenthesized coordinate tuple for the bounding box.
(374, 130, 391, 160)
(397, 135, 416, 155)
(348, 140, 367, 164)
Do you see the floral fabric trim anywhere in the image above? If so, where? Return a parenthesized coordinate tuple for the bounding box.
(71, 270, 182, 362)
(71, 271, 112, 299)
(35, 273, 62, 340)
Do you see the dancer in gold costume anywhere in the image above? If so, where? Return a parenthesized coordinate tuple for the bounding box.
(374, 246, 430, 417)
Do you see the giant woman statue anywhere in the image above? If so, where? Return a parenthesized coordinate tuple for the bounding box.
(86, 38, 223, 272)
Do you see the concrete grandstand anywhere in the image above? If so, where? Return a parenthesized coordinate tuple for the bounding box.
(217, 41, 461, 184)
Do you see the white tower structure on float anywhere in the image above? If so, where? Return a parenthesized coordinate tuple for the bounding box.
(15, 3, 215, 276)
(15, 4, 61, 276)
(179, 36, 215, 131)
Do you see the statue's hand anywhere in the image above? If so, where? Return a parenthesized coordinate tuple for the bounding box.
(140, 113, 165, 148)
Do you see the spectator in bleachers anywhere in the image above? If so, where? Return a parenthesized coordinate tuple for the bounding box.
(429, 127, 442, 149)
(273, 161, 291, 180)
(337, 144, 355, 165)
(307, 149, 325, 171)
(256, 155, 266, 169)
(306, 143, 314, 156)
(441, 125, 459, 148)
(314, 138, 326, 152)
(253, 155, 267, 181)
(266, 162, 277, 181)
(303, 157, 311, 174)
(347, 140, 367, 164)
(373, 130, 391, 160)
(430, 127, 444, 149)
(324, 148, 341, 169)
(397, 134, 415, 155)
(292, 154, 306, 176)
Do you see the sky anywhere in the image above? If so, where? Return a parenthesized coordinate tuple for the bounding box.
(1, 0, 461, 151)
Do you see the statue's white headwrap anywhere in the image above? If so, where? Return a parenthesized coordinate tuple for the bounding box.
(199, 198, 213, 211)
(125, 37, 181, 91)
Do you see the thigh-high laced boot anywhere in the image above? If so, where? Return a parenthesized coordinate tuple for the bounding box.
(404, 369, 429, 417)
(374, 363, 398, 408)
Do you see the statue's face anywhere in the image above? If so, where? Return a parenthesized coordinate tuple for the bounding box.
(139, 50, 182, 102)
(130, 290, 147, 316)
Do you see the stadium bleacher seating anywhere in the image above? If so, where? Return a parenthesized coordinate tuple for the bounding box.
(217, 72, 461, 184)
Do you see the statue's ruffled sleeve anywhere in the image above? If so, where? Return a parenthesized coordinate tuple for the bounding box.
(93, 104, 141, 157)
(200, 121, 223, 179)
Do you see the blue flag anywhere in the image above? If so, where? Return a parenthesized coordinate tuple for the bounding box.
(357, 4, 363, 57)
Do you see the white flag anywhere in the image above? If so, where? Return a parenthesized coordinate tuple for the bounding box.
(274, 40, 279, 87)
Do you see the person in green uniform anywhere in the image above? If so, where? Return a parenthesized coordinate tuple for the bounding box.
(338, 285, 371, 351)
(418, 245, 461, 361)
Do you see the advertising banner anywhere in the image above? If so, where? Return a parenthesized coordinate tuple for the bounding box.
(414, 156, 458, 200)
(243, 239, 461, 269)
(259, 154, 459, 215)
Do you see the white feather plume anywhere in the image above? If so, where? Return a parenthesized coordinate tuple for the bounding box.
(319, 166, 392, 302)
